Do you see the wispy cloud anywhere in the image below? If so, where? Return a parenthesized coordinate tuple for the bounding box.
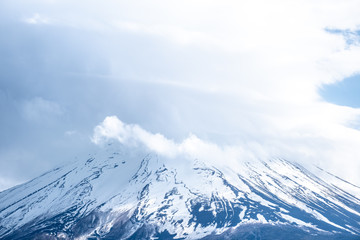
(21, 97, 64, 122)
(23, 13, 50, 25)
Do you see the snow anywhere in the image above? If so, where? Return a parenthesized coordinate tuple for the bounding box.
(279, 213, 320, 230)
(1, 146, 360, 239)
(239, 206, 247, 220)
(256, 214, 266, 222)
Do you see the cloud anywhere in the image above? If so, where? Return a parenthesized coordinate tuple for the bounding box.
(72, 0, 360, 106)
(92, 115, 360, 186)
(64, 130, 76, 136)
(92, 116, 257, 168)
(326, 28, 360, 47)
(0, 177, 20, 192)
(92, 116, 182, 158)
(1, 0, 360, 189)
(23, 13, 50, 25)
(21, 97, 64, 122)
(114, 21, 212, 46)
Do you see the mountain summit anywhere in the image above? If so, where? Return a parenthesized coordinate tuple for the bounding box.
(1, 145, 360, 240)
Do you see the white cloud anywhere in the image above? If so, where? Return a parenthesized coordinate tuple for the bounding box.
(92, 115, 360, 185)
(92, 116, 250, 164)
(16, 1, 360, 102)
(23, 13, 50, 24)
(114, 21, 215, 46)
(2, 0, 360, 188)
(92, 116, 178, 158)
(86, 0, 360, 106)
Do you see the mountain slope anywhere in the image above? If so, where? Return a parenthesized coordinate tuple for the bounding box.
(0, 146, 360, 240)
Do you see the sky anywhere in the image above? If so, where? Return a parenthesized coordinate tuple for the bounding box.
(321, 74, 360, 108)
(1, 0, 360, 191)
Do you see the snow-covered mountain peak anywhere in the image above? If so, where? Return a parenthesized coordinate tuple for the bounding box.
(0, 146, 360, 239)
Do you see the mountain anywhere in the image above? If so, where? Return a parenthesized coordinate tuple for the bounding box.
(1, 145, 360, 240)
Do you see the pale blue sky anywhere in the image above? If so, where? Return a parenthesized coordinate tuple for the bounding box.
(321, 75, 360, 108)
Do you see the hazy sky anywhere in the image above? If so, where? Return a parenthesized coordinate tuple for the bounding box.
(1, 0, 360, 191)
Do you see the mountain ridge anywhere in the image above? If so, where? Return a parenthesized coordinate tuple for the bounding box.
(1, 146, 360, 239)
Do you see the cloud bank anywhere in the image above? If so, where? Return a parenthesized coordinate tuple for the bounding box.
(92, 116, 257, 168)
(92, 115, 360, 187)
(1, 0, 360, 189)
